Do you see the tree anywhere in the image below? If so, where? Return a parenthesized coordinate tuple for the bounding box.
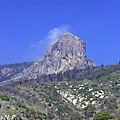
(101, 64, 104, 68)
(93, 111, 114, 120)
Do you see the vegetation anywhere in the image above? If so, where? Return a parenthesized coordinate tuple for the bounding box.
(0, 63, 120, 119)
(0, 61, 33, 82)
(93, 111, 114, 120)
(0, 93, 9, 101)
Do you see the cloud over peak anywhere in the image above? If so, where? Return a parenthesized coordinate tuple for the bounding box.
(46, 25, 70, 44)
(30, 25, 70, 60)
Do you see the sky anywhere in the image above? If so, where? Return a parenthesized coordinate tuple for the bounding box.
(0, 0, 120, 66)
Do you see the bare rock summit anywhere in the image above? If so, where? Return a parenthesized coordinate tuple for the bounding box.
(14, 33, 95, 80)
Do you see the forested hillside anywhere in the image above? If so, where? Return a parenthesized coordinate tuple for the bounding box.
(0, 63, 120, 119)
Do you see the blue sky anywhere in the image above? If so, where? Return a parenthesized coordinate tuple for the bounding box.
(0, 0, 120, 66)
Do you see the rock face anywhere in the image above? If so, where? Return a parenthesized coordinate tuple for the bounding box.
(13, 33, 95, 80)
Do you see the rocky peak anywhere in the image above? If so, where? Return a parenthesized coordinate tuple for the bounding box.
(13, 32, 96, 80)
(44, 32, 86, 62)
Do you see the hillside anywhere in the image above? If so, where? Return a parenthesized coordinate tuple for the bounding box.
(0, 62, 33, 82)
(0, 63, 120, 119)
(0, 33, 120, 120)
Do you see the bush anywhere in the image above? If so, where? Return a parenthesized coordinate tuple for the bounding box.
(84, 104, 92, 111)
(0, 94, 9, 101)
(26, 113, 31, 118)
(93, 111, 114, 120)
(117, 104, 120, 109)
(35, 115, 42, 120)
(117, 114, 120, 120)
(30, 108, 36, 114)
(4, 96, 9, 101)
(48, 102, 52, 107)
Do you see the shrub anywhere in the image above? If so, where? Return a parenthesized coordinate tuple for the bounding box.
(26, 113, 31, 118)
(84, 104, 92, 111)
(26, 113, 30, 118)
(53, 90, 58, 96)
(92, 84, 98, 88)
(30, 108, 36, 114)
(93, 111, 114, 120)
(117, 114, 120, 120)
(78, 116, 85, 119)
(117, 104, 120, 109)
(35, 115, 42, 120)
(48, 102, 52, 107)
(4, 96, 9, 101)
(0, 94, 9, 101)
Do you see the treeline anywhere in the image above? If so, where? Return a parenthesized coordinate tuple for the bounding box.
(37, 66, 101, 82)
(0, 61, 34, 69)
(0, 61, 34, 82)
(37, 63, 120, 82)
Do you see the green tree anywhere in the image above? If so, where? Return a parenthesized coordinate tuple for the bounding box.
(93, 111, 114, 120)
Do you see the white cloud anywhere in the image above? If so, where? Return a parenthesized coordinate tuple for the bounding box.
(31, 25, 70, 48)
(30, 25, 70, 60)
(46, 25, 70, 44)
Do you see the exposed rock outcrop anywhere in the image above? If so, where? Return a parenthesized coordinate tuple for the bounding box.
(0, 62, 33, 82)
(13, 32, 95, 80)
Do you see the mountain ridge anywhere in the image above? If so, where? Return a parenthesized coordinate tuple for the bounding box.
(1, 33, 120, 120)
(12, 32, 95, 80)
